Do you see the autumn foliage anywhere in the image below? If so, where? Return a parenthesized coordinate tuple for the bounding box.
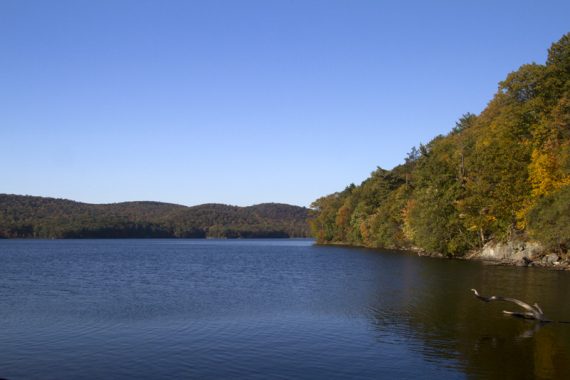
(310, 33, 570, 255)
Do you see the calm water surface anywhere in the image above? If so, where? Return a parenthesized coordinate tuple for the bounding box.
(1, 239, 569, 379)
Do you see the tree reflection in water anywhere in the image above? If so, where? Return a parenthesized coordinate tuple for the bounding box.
(364, 254, 570, 379)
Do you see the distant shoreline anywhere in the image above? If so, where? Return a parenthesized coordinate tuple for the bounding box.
(0, 237, 315, 240)
(0, 194, 312, 239)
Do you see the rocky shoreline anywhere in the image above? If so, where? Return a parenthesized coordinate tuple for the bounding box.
(416, 240, 570, 271)
(322, 240, 570, 271)
(465, 241, 569, 270)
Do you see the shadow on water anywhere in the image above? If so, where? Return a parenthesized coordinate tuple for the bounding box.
(361, 251, 570, 379)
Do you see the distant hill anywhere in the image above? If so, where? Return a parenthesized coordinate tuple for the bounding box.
(0, 194, 311, 239)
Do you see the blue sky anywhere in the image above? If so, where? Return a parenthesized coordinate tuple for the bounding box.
(1, 0, 569, 207)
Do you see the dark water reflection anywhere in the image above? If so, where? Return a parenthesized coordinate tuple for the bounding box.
(0, 240, 569, 379)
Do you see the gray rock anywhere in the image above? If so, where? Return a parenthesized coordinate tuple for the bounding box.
(515, 258, 528, 267)
(542, 253, 560, 265)
(475, 241, 544, 262)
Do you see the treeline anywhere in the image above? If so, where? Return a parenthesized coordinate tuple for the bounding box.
(310, 33, 570, 256)
(0, 194, 310, 239)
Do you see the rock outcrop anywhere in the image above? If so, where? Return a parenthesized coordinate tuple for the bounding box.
(466, 240, 569, 270)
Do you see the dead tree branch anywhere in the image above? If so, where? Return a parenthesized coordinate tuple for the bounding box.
(470, 289, 550, 322)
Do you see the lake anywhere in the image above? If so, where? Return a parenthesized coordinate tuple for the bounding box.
(1, 239, 569, 379)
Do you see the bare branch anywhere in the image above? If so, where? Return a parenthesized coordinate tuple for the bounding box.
(470, 289, 550, 322)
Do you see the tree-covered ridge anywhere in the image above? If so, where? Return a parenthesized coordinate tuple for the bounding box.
(310, 33, 570, 256)
(0, 194, 310, 239)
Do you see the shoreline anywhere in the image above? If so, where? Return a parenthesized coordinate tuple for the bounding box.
(316, 240, 570, 271)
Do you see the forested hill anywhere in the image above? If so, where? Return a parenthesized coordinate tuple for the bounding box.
(310, 33, 570, 256)
(0, 194, 310, 239)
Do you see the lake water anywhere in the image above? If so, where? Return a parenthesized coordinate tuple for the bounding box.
(1, 239, 569, 379)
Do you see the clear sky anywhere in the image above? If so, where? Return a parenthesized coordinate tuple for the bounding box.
(1, 0, 569, 207)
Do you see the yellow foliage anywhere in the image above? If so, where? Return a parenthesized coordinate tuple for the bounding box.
(335, 204, 351, 228)
(521, 134, 570, 228)
(529, 149, 564, 197)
